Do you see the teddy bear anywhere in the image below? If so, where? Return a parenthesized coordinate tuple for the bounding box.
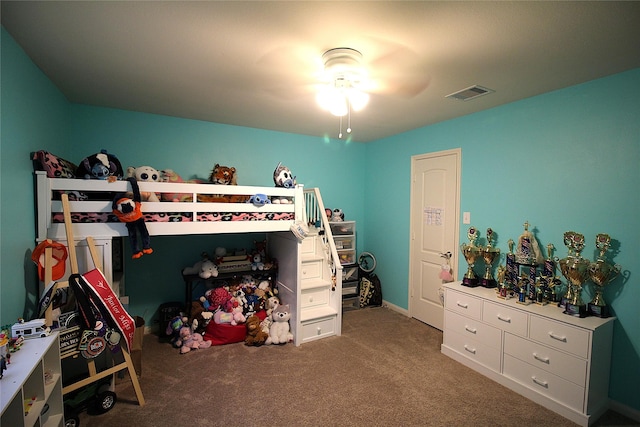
(126, 165, 161, 202)
(244, 314, 268, 346)
(176, 324, 212, 354)
(265, 303, 293, 345)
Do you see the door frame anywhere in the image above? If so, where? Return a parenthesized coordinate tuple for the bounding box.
(408, 148, 461, 320)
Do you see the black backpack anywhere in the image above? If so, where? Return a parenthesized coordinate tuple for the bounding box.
(359, 271, 382, 307)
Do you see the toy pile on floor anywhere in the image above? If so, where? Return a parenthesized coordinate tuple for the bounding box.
(165, 243, 292, 353)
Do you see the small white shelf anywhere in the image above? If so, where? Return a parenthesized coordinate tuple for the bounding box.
(1, 332, 63, 427)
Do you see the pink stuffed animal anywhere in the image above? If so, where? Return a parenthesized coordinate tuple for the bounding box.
(175, 325, 212, 354)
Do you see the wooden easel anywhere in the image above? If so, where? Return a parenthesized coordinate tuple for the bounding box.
(44, 194, 145, 405)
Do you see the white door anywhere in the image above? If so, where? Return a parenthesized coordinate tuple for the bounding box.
(409, 149, 460, 330)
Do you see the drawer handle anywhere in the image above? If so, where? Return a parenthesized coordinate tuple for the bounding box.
(549, 332, 567, 342)
(463, 345, 476, 355)
(464, 326, 477, 334)
(533, 353, 550, 364)
(532, 376, 549, 388)
(497, 314, 511, 323)
(456, 302, 469, 309)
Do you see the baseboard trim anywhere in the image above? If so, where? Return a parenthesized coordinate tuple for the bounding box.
(382, 299, 409, 316)
(608, 399, 640, 423)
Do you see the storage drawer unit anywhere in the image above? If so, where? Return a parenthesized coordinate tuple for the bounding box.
(441, 282, 614, 427)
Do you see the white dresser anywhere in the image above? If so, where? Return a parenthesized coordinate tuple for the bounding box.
(441, 282, 614, 426)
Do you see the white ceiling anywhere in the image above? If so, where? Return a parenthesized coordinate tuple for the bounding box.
(2, 1, 640, 143)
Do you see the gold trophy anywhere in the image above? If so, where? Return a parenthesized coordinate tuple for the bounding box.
(588, 233, 620, 318)
(460, 226, 481, 287)
(481, 228, 500, 288)
(559, 231, 590, 317)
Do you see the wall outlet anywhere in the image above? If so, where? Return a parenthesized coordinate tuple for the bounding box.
(463, 212, 471, 224)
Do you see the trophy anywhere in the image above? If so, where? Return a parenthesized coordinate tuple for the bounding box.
(559, 231, 590, 317)
(460, 226, 481, 287)
(481, 228, 500, 288)
(588, 234, 621, 318)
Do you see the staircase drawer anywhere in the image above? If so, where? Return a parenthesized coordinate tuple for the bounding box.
(301, 316, 336, 342)
(301, 236, 316, 255)
(301, 260, 322, 280)
(301, 287, 330, 309)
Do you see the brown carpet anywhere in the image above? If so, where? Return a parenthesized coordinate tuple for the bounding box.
(79, 307, 637, 427)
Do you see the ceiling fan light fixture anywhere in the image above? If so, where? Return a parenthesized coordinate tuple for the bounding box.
(318, 47, 369, 137)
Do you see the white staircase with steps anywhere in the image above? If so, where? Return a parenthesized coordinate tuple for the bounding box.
(267, 187, 343, 346)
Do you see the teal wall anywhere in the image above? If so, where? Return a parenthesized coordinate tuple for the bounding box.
(364, 68, 640, 411)
(2, 25, 639, 411)
(1, 27, 70, 327)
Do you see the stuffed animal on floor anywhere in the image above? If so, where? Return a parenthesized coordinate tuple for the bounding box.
(244, 314, 268, 346)
(76, 149, 124, 181)
(165, 315, 188, 348)
(189, 300, 213, 334)
(272, 162, 295, 204)
(112, 177, 153, 259)
(176, 324, 212, 354)
(207, 287, 233, 312)
(126, 165, 161, 202)
(265, 304, 293, 345)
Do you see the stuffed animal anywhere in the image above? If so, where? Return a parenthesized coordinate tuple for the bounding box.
(251, 253, 264, 271)
(265, 304, 293, 345)
(207, 287, 233, 312)
(126, 165, 161, 202)
(331, 208, 344, 222)
(265, 296, 280, 316)
(230, 304, 246, 326)
(113, 177, 153, 259)
(197, 164, 249, 202)
(272, 162, 295, 204)
(244, 315, 268, 346)
(160, 169, 207, 202)
(165, 315, 187, 348)
(175, 325, 212, 354)
(189, 300, 213, 334)
(183, 253, 219, 279)
(76, 149, 124, 181)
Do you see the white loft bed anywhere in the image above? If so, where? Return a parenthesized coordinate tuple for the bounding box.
(35, 170, 304, 241)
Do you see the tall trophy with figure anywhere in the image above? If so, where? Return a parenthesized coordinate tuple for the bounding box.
(588, 233, 621, 318)
(481, 228, 500, 288)
(460, 227, 481, 287)
(559, 231, 591, 317)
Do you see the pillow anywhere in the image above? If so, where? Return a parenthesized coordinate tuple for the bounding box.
(32, 150, 77, 178)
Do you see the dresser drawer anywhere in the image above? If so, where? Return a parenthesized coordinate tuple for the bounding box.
(504, 354, 585, 412)
(445, 310, 502, 350)
(445, 288, 482, 320)
(301, 316, 336, 342)
(504, 333, 587, 386)
(443, 329, 501, 372)
(483, 301, 528, 337)
(301, 287, 329, 309)
(529, 316, 590, 359)
(301, 260, 322, 280)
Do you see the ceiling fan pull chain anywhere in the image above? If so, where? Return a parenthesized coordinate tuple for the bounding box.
(338, 115, 343, 139)
(347, 101, 352, 134)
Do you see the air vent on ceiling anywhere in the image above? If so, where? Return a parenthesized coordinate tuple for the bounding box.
(446, 85, 494, 101)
